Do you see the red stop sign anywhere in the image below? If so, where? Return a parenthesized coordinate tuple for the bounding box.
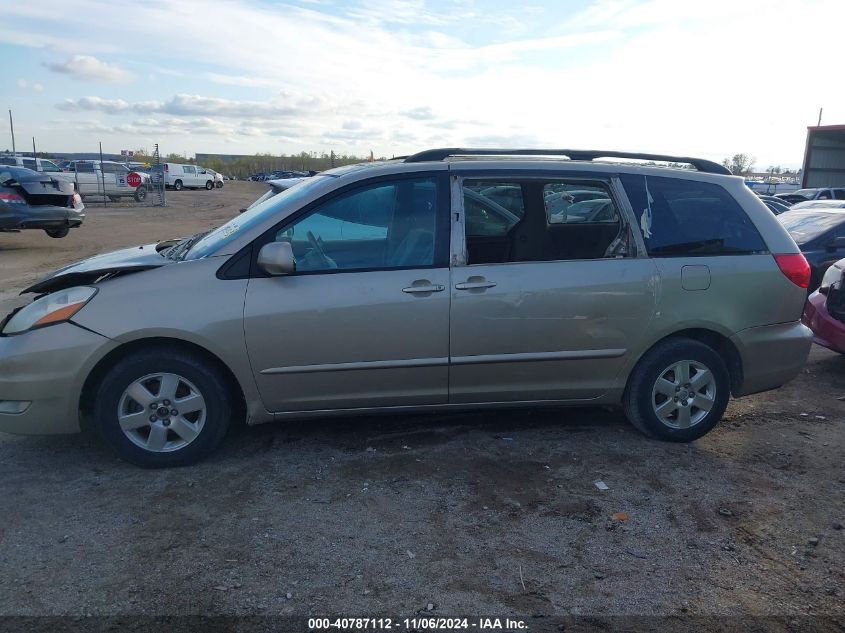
(127, 172, 142, 188)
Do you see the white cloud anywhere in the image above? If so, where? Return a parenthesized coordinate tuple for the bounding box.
(57, 93, 328, 119)
(403, 106, 436, 121)
(44, 55, 134, 83)
(56, 96, 131, 114)
(204, 72, 279, 88)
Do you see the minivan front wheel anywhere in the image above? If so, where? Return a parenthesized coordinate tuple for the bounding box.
(623, 339, 730, 442)
(93, 349, 231, 467)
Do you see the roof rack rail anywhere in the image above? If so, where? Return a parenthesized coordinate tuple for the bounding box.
(403, 148, 731, 175)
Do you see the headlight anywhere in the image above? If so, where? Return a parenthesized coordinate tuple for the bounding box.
(2, 286, 97, 335)
(820, 264, 844, 292)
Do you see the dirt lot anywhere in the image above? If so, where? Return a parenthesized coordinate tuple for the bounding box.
(0, 182, 843, 628)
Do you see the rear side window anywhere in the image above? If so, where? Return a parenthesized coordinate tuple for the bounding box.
(620, 175, 767, 256)
(834, 189, 845, 200)
(462, 178, 626, 264)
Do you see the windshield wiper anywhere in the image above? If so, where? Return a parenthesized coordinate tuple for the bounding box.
(165, 230, 210, 261)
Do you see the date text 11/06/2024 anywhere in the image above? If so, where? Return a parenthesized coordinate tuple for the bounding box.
(307, 617, 529, 630)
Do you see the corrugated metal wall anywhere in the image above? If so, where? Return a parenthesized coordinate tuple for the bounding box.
(804, 127, 845, 187)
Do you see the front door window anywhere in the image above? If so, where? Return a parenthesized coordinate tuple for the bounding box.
(274, 177, 443, 272)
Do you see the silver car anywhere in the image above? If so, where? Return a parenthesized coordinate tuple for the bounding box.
(0, 149, 813, 467)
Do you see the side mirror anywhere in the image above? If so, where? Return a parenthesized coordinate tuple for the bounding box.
(257, 241, 296, 275)
(826, 236, 845, 251)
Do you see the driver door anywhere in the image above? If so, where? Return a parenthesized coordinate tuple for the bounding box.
(243, 173, 451, 413)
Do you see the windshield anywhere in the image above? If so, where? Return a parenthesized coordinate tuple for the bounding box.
(185, 175, 333, 259)
(778, 212, 844, 244)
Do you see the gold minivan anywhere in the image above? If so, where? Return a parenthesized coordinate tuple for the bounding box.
(0, 149, 813, 467)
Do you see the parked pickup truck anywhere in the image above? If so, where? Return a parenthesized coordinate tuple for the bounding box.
(54, 160, 151, 202)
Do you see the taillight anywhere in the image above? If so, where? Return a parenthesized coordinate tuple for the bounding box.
(774, 253, 811, 289)
(0, 193, 25, 205)
(164, 164, 168, 172)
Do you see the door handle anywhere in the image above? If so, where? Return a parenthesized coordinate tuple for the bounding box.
(402, 284, 445, 294)
(455, 279, 496, 290)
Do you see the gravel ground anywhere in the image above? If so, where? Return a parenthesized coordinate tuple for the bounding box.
(0, 182, 843, 628)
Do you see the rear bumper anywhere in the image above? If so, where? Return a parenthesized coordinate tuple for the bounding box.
(802, 291, 845, 354)
(0, 322, 116, 435)
(731, 320, 812, 396)
(0, 205, 84, 231)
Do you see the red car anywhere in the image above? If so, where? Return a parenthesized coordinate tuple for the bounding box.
(803, 257, 845, 353)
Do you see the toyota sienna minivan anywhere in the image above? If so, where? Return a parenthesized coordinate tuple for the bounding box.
(0, 149, 813, 467)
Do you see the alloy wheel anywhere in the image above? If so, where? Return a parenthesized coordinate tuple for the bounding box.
(650, 360, 716, 429)
(117, 372, 207, 452)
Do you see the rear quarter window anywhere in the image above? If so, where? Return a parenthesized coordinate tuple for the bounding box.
(620, 174, 767, 256)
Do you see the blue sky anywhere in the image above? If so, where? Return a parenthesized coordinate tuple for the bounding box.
(2, 0, 844, 168)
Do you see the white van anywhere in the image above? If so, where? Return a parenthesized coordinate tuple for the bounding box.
(151, 163, 216, 191)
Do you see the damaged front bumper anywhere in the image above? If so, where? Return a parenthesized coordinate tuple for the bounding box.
(0, 322, 116, 435)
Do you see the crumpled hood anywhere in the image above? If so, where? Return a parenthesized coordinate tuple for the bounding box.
(22, 242, 172, 294)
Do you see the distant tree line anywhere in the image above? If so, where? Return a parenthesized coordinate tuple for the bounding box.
(721, 154, 800, 178)
(130, 149, 378, 179)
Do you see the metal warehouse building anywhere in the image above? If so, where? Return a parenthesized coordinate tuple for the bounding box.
(802, 124, 845, 187)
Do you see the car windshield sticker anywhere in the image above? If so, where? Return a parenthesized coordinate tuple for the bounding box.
(640, 177, 653, 239)
(222, 224, 240, 238)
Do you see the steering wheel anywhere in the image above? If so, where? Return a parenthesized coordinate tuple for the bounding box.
(306, 231, 337, 269)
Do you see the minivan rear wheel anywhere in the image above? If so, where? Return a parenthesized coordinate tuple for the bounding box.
(93, 349, 231, 467)
(623, 338, 730, 442)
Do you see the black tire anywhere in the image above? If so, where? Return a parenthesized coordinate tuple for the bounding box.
(134, 185, 147, 202)
(215, 181, 223, 188)
(205, 180, 213, 190)
(174, 180, 183, 191)
(623, 338, 730, 442)
(108, 195, 121, 203)
(93, 348, 232, 468)
(45, 227, 69, 238)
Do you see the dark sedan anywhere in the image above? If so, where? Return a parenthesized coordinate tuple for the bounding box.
(756, 195, 792, 214)
(778, 209, 845, 290)
(0, 166, 85, 238)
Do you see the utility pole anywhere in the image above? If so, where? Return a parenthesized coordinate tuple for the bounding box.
(9, 109, 16, 154)
(99, 141, 107, 206)
(818, 107, 823, 127)
(32, 136, 36, 157)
